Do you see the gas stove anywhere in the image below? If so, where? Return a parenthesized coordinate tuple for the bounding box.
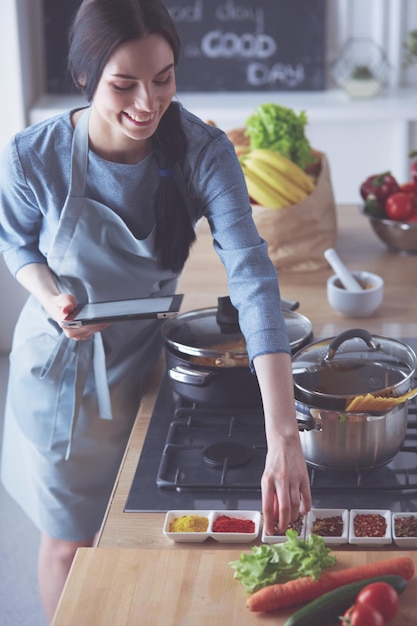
(125, 338, 417, 513)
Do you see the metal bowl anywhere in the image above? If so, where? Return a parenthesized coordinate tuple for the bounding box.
(361, 208, 417, 254)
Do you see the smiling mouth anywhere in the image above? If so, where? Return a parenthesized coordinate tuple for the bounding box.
(125, 111, 156, 124)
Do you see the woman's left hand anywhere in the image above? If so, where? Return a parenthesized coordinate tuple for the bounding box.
(261, 432, 311, 536)
(253, 351, 312, 536)
(58, 293, 109, 340)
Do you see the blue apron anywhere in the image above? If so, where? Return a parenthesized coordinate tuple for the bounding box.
(1, 108, 178, 540)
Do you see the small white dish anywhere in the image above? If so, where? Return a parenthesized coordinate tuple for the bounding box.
(210, 510, 261, 543)
(163, 510, 261, 543)
(327, 270, 384, 318)
(349, 509, 392, 545)
(392, 512, 417, 548)
(163, 510, 212, 543)
(262, 514, 306, 543)
(306, 509, 349, 545)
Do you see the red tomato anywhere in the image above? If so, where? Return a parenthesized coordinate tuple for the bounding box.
(343, 602, 385, 626)
(399, 181, 417, 194)
(407, 213, 417, 221)
(385, 192, 414, 221)
(356, 581, 399, 621)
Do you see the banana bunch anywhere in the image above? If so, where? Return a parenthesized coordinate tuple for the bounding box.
(239, 148, 316, 209)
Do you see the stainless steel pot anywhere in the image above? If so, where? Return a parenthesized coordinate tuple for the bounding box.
(162, 298, 313, 407)
(292, 329, 417, 411)
(295, 399, 409, 470)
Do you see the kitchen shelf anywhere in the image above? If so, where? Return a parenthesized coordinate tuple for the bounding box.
(30, 87, 417, 127)
(29, 87, 417, 204)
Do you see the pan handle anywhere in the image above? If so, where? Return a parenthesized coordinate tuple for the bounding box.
(281, 298, 300, 311)
(168, 365, 215, 386)
(323, 328, 381, 362)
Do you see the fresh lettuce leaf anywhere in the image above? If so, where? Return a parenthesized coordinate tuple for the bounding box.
(245, 103, 313, 169)
(229, 530, 337, 594)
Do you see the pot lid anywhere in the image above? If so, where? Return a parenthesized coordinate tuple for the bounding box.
(292, 328, 417, 399)
(162, 305, 313, 358)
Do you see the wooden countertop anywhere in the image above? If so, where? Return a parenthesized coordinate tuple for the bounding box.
(52, 205, 417, 624)
(52, 548, 417, 625)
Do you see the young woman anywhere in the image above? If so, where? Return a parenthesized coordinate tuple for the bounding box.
(0, 0, 311, 621)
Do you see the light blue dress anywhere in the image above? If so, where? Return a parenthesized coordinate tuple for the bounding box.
(0, 104, 290, 541)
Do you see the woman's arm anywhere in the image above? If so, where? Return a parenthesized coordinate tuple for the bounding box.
(15, 263, 108, 339)
(253, 351, 312, 535)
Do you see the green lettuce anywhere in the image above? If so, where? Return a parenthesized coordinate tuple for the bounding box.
(229, 530, 337, 594)
(245, 103, 313, 169)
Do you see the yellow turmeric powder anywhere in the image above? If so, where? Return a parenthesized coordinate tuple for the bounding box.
(169, 515, 209, 532)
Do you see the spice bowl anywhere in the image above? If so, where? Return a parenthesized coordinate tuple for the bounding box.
(392, 512, 417, 548)
(163, 510, 212, 543)
(306, 509, 349, 546)
(262, 513, 306, 543)
(348, 509, 392, 546)
(163, 510, 261, 543)
(210, 510, 261, 543)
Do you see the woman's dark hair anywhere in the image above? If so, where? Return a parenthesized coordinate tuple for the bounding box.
(68, 0, 196, 273)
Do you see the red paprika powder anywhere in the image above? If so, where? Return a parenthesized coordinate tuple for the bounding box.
(212, 515, 255, 533)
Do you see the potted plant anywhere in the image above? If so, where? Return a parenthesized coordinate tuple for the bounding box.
(331, 38, 389, 99)
(341, 64, 383, 98)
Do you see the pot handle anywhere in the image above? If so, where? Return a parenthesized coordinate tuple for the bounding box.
(168, 365, 215, 387)
(323, 328, 381, 362)
(294, 401, 316, 432)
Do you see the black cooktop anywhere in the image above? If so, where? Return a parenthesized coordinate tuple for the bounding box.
(125, 338, 417, 513)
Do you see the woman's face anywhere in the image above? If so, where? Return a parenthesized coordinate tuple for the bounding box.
(89, 34, 176, 160)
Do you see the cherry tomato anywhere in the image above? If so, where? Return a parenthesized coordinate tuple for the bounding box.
(356, 581, 399, 621)
(343, 602, 385, 626)
(385, 192, 414, 221)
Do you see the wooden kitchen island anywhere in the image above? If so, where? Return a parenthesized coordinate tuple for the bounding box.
(52, 205, 417, 625)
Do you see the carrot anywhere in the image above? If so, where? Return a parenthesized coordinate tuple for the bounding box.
(246, 556, 414, 613)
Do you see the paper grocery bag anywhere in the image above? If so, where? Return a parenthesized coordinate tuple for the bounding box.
(251, 153, 337, 272)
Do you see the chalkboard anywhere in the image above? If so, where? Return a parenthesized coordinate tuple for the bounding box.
(43, 0, 326, 93)
(169, 0, 326, 91)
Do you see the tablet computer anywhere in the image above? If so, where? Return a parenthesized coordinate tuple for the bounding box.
(61, 294, 184, 328)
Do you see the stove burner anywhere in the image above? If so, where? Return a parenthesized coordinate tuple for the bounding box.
(202, 441, 253, 469)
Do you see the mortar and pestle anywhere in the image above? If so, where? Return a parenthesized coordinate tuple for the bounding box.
(324, 248, 384, 317)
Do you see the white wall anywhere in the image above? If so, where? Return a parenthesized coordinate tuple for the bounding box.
(0, 0, 32, 352)
(1, 0, 417, 352)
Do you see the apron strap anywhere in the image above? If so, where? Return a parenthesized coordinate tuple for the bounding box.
(93, 333, 113, 421)
(40, 331, 113, 459)
(68, 107, 91, 198)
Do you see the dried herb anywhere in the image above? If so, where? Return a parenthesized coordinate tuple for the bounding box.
(274, 513, 304, 536)
(394, 515, 417, 538)
(311, 515, 344, 537)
